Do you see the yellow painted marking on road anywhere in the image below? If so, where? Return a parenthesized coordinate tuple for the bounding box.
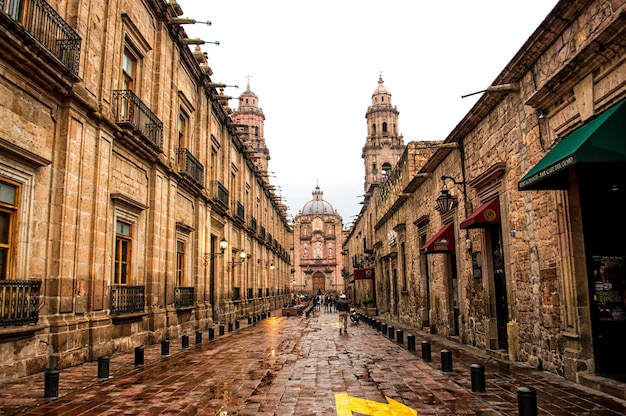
(335, 392, 417, 416)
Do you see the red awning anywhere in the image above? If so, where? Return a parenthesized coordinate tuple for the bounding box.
(354, 267, 375, 280)
(421, 223, 455, 254)
(460, 197, 500, 229)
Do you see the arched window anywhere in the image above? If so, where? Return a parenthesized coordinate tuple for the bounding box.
(371, 123, 376, 135)
(382, 162, 392, 179)
(382, 122, 388, 133)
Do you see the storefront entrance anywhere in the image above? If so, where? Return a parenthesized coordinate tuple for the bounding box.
(579, 163, 626, 379)
(490, 225, 508, 351)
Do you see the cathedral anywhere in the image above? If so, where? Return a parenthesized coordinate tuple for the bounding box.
(292, 186, 344, 295)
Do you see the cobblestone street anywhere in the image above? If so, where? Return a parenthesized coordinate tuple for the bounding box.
(1, 310, 625, 415)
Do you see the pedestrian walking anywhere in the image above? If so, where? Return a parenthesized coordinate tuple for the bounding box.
(337, 294, 350, 334)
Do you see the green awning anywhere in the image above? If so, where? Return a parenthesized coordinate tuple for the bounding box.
(518, 99, 626, 191)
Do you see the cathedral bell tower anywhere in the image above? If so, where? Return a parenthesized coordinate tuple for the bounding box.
(232, 79, 270, 175)
(362, 75, 405, 192)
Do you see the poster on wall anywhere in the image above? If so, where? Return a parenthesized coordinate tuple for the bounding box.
(592, 255, 625, 322)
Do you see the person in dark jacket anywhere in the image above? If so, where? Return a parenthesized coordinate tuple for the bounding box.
(337, 294, 350, 334)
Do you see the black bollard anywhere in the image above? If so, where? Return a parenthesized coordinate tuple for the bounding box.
(381, 323, 387, 335)
(253, 315, 257, 323)
(267, 311, 271, 317)
(388, 326, 395, 340)
(161, 339, 170, 356)
(208, 327, 215, 340)
(182, 334, 189, 349)
(517, 386, 538, 416)
(471, 364, 486, 392)
(135, 346, 144, 367)
(219, 324, 225, 336)
(195, 330, 202, 345)
(228, 322, 233, 332)
(98, 356, 110, 379)
(407, 334, 416, 351)
(248, 316, 252, 324)
(421, 340, 432, 361)
(441, 349, 453, 372)
(235, 319, 240, 329)
(396, 329, 404, 345)
(44, 369, 59, 398)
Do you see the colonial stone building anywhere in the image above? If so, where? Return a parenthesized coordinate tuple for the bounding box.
(292, 186, 344, 295)
(344, 0, 626, 398)
(0, 0, 291, 380)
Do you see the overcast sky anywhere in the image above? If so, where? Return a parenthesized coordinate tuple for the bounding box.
(177, 0, 559, 227)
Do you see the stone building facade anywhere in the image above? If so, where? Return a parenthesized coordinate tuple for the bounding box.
(344, 0, 626, 398)
(292, 186, 344, 295)
(0, 0, 291, 380)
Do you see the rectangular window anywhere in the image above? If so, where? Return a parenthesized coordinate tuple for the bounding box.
(122, 49, 136, 91)
(4, 0, 23, 20)
(0, 181, 19, 279)
(176, 240, 184, 287)
(114, 220, 132, 285)
(178, 112, 188, 150)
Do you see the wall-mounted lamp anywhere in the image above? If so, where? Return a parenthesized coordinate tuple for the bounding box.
(203, 237, 228, 265)
(270, 262, 275, 270)
(435, 176, 466, 213)
(181, 39, 220, 46)
(227, 250, 247, 268)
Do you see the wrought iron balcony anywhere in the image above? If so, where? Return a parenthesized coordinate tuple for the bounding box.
(174, 286, 194, 308)
(110, 285, 145, 314)
(0, 280, 41, 327)
(2, 0, 82, 76)
(235, 201, 245, 222)
(112, 90, 163, 151)
(211, 181, 229, 208)
(177, 148, 204, 189)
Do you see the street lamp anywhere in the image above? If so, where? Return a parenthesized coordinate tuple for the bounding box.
(203, 237, 228, 265)
(435, 176, 466, 213)
(227, 250, 247, 268)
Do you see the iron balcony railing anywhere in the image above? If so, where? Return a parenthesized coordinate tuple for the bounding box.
(0, 280, 41, 327)
(235, 201, 245, 222)
(112, 90, 163, 151)
(177, 148, 204, 189)
(2, 0, 82, 76)
(174, 287, 194, 308)
(110, 285, 145, 314)
(211, 181, 229, 208)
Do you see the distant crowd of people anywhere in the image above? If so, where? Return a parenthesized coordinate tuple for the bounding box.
(289, 291, 354, 334)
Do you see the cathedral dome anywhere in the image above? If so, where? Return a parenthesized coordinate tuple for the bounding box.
(301, 186, 335, 215)
(372, 74, 390, 96)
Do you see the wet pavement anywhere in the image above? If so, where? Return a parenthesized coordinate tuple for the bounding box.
(0, 309, 625, 415)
